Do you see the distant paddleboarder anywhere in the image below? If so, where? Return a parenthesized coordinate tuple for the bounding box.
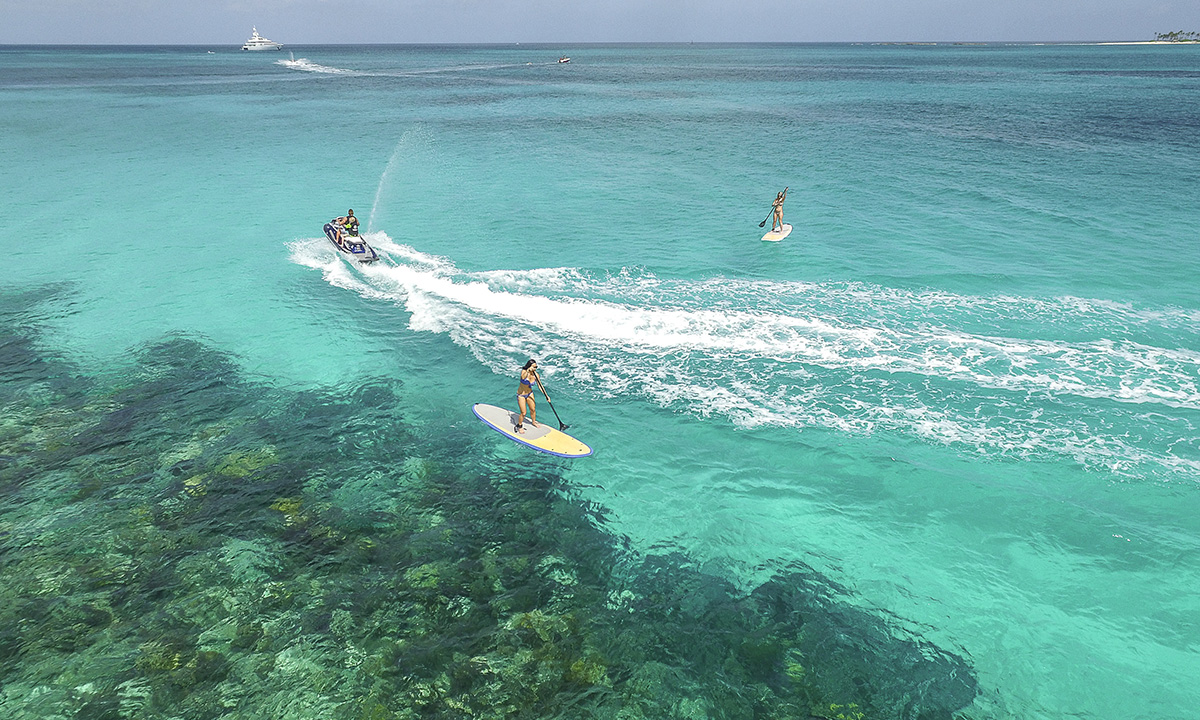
(760, 187, 793, 241)
(771, 187, 788, 233)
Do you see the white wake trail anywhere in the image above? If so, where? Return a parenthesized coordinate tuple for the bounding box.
(276, 58, 356, 75)
(292, 237, 1200, 481)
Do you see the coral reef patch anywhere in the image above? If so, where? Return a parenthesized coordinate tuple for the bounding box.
(0, 288, 978, 718)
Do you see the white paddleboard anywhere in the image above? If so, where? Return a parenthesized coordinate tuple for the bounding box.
(472, 404, 593, 458)
(761, 223, 792, 242)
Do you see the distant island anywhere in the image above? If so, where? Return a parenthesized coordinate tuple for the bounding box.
(1155, 31, 1200, 42)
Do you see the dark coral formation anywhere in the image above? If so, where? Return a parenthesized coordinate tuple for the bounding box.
(0, 288, 978, 718)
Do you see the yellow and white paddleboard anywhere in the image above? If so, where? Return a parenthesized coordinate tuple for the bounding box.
(762, 223, 792, 242)
(472, 404, 593, 458)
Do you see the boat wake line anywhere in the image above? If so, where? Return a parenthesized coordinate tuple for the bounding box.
(290, 235, 1200, 482)
(276, 58, 562, 77)
(276, 58, 355, 75)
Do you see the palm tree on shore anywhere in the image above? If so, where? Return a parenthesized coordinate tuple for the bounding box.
(1155, 30, 1200, 42)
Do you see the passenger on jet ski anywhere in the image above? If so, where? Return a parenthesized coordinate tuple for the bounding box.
(326, 217, 349, 250)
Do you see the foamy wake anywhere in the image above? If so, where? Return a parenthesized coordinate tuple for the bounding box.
(276, 58, 355, 74)
(290, 236, 1200, 481)
(276, 59, 556, 77)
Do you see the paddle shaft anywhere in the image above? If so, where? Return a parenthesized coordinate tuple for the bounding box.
(759, 186, 789, 227)
(533, 375, 569, 431)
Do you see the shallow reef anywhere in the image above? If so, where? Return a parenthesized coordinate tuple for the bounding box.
(0, 288, 979, 719)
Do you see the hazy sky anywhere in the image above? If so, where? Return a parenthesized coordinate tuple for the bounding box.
(1, 0, 1197, 44)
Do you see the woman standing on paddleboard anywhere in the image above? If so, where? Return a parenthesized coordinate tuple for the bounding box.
(771, 187, 788, 232)
(515, 359, 540, 434)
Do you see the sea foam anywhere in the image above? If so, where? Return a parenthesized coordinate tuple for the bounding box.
(292, 237, 1200, 481)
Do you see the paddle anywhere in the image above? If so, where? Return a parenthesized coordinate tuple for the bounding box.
(533, 374, 569, 431)
(758, 186, 789, 227)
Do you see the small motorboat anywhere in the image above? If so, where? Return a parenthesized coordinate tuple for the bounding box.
(323, 221, 379, 263)
(557, 56, 571, 64)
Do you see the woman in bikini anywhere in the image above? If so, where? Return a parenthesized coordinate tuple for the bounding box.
(771, 187, 788, 232)
(515, 359, 540, 434)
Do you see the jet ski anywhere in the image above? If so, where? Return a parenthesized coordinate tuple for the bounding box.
(323, 220, 379, 263)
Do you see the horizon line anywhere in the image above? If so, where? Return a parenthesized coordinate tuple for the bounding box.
(1, 39, 1192, 47)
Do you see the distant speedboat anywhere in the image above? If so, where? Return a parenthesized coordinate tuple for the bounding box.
(241, 27, 283, 51)
(557, 56, 571, 63)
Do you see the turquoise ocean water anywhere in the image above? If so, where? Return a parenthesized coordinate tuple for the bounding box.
(2, 43, 1199, 718)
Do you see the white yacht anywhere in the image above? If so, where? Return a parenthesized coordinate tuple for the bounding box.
(241, 27, 283, 51)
